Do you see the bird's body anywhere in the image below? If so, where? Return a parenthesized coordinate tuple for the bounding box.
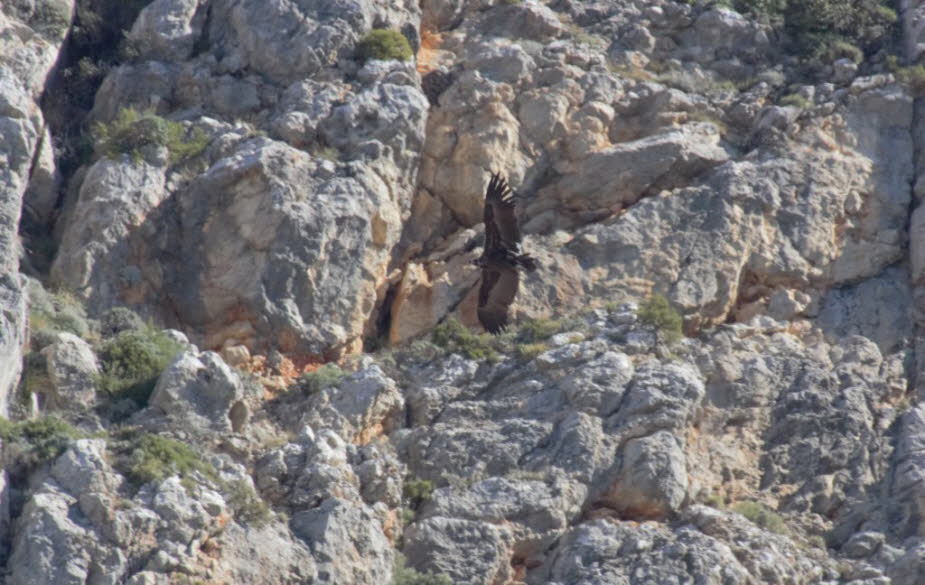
(475, 172, 537, 334)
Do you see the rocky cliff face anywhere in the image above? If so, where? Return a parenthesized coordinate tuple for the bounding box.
(4, 0, 925, 583)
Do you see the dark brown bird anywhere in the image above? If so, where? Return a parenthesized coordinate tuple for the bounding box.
(474, 172, 537, 334)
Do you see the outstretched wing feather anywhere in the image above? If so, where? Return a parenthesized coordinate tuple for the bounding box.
(477, 266, 520, 334)
(485, 172, 521, 251)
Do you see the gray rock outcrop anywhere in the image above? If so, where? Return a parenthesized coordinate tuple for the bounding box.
(0, 1, 73, 415)
(7, 0, 925, 583)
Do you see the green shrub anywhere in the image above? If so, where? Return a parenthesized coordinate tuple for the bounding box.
(165, 122, 210, 165)
(515, 342, 549, 361)
(0, 416, 81, 464)
(391, 553, 452, 585)
(314, 146, 340, 162)
(515, 318, 563, 344)
(637, 294, 683, 344)
(784, 0, 896, 59)
(403, 478, 435, 508)
(823, 40, 864, 64)
(126, 433, 217, 485)
(31, 0, 72, 39)
(731, 0, 787, 16)
(400, 478, 435, 527)
(731, 501, 788, 534)
(432, 318, 499, 362)
(96, 327, 184, 406)
(28, 287, 91, 349)
(357, 29, 413, 62)
(294, 364, 346, 395)
(888, 56, 925, 96)
(224, 479, 272, 527)
(780, 93, 811, 108)
(92, 108, 209, 165)
(99, 307, 145, 339)
(395, 339, 442, 365)
(20, 351, 52, 398)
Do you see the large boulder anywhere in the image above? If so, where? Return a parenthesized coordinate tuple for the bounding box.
(149, 349, 250, 433)
(0, 4, 74, 415)
(41, 332, 99, 409)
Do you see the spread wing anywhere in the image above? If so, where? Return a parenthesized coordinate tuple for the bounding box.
(484, 172, 521, 252)
(477, 265, 519, 334)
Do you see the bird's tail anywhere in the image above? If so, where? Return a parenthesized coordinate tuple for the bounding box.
(517, 254, 538, 272)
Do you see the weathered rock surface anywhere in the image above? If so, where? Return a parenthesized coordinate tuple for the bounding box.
(148, 349, 251, 433)
(0, 1, 73, 415)
(7, 0, 925, 584)
(41, 332, 99, 409)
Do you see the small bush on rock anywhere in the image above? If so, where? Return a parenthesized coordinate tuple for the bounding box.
(126, 433, 217, 485)
(391, 553, 452, 585)
(357, 29, 413, 62)
(515, 318, 563, 344)
(0, 416, 81, 465)
(28, 287, 91, 349)
(93, 108, 208, 165)
(515, 342, 549, 361)
(887, 56, 925, 96)
(32, 0, 72, 39)
(403, 478, 434, 508)
(225, 479, 272, 527)
(780, 93, 811, 108)
(294, 364, 346, 395)
(732, 501, 788, 534)
(99, 307, 145, 339)
(432, 318, 498, 362)
(96, 327, 184, 406)
(637, 294, 683, 344)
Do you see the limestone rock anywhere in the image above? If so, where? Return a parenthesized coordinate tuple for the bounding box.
(128, 0, 204, 63)
(302, 364, 404, 445)
(50, 157, 169, 314)
(538, 122, 729, 222)
(0, 3, 73, 416)
(41, 332, 99, 409)
(149, 349, 250, 433)
(403, 517, 513, 585)
(290, 498, 393, 585)
(598, 430, 689, 519)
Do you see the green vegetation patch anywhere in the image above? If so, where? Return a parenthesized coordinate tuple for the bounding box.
(403, 478, 435, 508)
(96, 327, 184, 407)
(92, 107, 209, 165)
(401, 477, 435, 526)
(515, 318, 564, 344)
(391, 553, 452, 585)
(731, 501, 788, 534)
(357, 29, 413, 62)
(779, 93, 811, 108)
(515, 342, 549, 361)
(887, 56, 925, 96)
(224, 479, 272, 527)
(637, 294, 683, 344)
(696, 0, 896, 67)
(432, 318, 499, 362)
(0, 416, 82, 465)
(125, 433, 217, 485)
(31, 0, 72, 39)
(28, 287, 91, 349)
(294, 363, 347, 395)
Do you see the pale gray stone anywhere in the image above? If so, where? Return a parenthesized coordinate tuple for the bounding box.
(302, 364, 404, 444)
(128, 0, 204, 63)
(404, 517, 513, 585)
(290, 498, 393, 585)
(149, 350, 248, 433)
(41, 332, 99, 409)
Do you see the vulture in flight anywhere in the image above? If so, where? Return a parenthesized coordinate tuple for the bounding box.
(475, 172, 537, 334)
